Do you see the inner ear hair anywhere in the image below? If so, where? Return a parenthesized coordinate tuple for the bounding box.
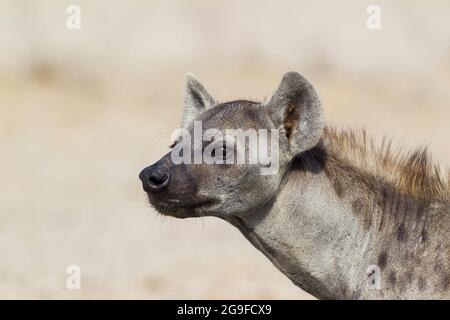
(283, 104, 299, 141)
(265, 72, 325, 154)
(188, 86, 205, 109)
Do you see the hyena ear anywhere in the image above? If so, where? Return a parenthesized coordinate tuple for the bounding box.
(182, 73, 216, 128)
(264, 71, 325, 155)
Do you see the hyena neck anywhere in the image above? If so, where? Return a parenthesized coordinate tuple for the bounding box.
(227, 131, 448, 299)
(228, 163, 379, 299)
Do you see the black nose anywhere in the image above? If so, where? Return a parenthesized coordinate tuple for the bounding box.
(139, 162, 170, 193)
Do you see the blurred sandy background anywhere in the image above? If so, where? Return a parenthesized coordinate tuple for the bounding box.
(0, 0, 449, 299)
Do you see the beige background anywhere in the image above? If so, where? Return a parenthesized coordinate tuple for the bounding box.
(0, 0, 449, 299)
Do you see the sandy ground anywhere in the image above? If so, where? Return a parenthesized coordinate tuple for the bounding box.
(0, 1, 448, 299)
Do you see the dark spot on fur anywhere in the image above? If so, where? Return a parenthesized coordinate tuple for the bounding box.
(377, 252, 388, 269)
(364, 215, 372, 230)
(380, 187, 390, 214)
(349, 290, 361, 300)
(332, 179, 344, 198)
(389, 271, 397, 286)
(420, 229, 428, 244)
(418, 277, 426, 291)
(377, 191, 388, 231)
(351, 199, 372, 230)
(393, 197, 402, 220)
(396, 224, 407, 242)
(405, 270, 413, 283)
(352, 199, 363, 213)
(431, 261, 450, 292)
(442, 274, 450, 291)
(242, 105, 260, 121)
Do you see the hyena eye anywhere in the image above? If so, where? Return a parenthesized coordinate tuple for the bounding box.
(211, 141, 232, 162)
(211, 142, 226, 159)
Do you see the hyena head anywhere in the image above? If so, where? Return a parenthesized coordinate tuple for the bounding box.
(139, 72, 325, 219)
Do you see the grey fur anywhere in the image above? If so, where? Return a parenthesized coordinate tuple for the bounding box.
(140, 72, 450, 300)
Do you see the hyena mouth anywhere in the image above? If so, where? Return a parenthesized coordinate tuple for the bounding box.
(146, 195, 218, 217)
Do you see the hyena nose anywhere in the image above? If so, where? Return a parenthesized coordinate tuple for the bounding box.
(139, 162, 170, 193)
